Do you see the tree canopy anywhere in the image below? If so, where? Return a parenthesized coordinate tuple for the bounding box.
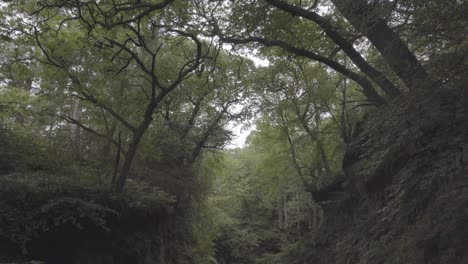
(0, 0, 466, 263)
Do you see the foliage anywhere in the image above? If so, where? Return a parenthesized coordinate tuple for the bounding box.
(0, 0, 466, 263)
(0, 173, 113, 253)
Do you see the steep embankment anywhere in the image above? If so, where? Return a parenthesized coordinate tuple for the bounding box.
(0, 132, 188, 264)
(303, 86, 468, 263)
(0, 173, 179, 264)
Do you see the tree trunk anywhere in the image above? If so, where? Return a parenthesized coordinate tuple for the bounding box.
(278, 198, 283, 230)
(283, 192, 288, 228)
(312, 106, 332, 175)
(14, 78, 33, 126)
(70, 97, 82, 160)
(115, 116, 152, 193)
(299, 112, 332, 176)
(111, 131, 121, 185)
(330, 0, 433, 90)
(115, 92, 157, 193)
(340, 76, 352, 143)
(101, 123, 116, 159)
(296, 191, 301, 237)
(316, 140, 331, 175)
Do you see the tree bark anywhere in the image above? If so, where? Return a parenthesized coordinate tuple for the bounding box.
(330, 0, 432, 90)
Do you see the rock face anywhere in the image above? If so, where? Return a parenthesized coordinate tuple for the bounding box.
(304, 87, 468, 264)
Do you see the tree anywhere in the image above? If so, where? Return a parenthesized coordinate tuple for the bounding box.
(198, 0, 391, 105)
(329, 0, 433, 90)
(263, 0, 402, 98)
(21, 0, 206, 193)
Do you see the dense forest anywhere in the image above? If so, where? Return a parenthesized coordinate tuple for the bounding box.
(0, 0, 467, 263)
